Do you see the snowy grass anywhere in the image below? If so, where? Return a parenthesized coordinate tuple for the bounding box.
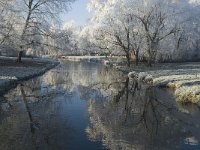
(127, 62, 200, 104)
(0, 57, 59, 95)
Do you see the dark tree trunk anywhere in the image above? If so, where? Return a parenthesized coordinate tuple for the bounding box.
(135, 52, 139, 66)
(126, 53, 131, 67)
(147, 58, 152, 67)
(147, 46, 153, 67)
(16, 3, 32, 63)
(16, 51, 23, 63)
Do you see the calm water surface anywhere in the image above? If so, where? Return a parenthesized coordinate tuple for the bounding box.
(0, 60, 200, 150)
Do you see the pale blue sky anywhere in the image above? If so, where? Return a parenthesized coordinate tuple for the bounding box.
(61, 0, 91, 25)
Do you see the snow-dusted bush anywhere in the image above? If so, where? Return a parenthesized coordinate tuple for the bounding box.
(138, 72, 148, 81)
(104, 60, 111, 65)
(128, 72, 153, 83)
(127, 63, 200, 104)
(144, 75, 153, 83)
(175, 85, 200, 104)
(128, 71, 137, 78)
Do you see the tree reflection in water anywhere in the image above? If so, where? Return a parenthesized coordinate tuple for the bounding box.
(86, 78, 200, 150)
(0, 66, 75, 150)
(0, 61, 200, 150)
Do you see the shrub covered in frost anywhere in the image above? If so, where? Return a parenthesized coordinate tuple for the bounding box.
(104, 60, 111, 65)
(128, 71, 137, 78)
(127, 63, 200, 104)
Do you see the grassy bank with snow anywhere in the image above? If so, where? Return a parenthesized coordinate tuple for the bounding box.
(0, 57, 59, 95)
(117, 62, 200, 105)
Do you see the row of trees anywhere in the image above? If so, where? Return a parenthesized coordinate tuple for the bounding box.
(86, 0, 200, 66)
(55, 0, 200, 66)
(0, 0, 200, 66)
(0, 0, 75, 62)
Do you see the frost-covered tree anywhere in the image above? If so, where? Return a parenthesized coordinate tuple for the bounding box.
(0, 1, 16, 46)
(176, 3, 200, 61)
(133, 1, 179, 66)
(77, 25, 101, 55)
(88, 0, 144, 66)
(60, 21, 80, 55)
(88, 0, 200, 65)
(11, 0, 76, 62)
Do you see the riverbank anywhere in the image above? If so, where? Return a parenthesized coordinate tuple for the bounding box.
(61, 56, 200, 104)
(0, 57, 59, 96)
(115, 62, 200, 105)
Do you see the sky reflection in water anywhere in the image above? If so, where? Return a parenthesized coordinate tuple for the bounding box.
(0, 61, 200, 150)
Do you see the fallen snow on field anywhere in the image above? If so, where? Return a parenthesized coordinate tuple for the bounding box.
(0, 57, 59, 95)
(127, 63, 200, 104)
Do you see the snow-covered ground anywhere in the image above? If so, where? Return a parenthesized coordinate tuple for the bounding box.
(125, 62, 200, 104)
(0, 57, 59, 95)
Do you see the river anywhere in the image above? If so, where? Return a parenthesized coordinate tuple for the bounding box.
(0, 60, 200, 150)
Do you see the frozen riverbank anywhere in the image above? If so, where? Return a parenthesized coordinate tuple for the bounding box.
(118, 62, 200, 105)
(0, 57, 59, 95)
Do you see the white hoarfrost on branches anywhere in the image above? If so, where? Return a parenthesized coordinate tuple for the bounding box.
(0, 0, 76, 57)
(1, 0, 200, 60)
(86, 0, 200, 65)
